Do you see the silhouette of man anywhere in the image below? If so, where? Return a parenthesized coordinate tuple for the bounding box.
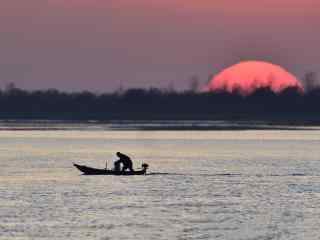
(115, 152, 134, 172)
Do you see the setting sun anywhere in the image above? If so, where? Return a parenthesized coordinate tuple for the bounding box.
(206, 61, 304, 95)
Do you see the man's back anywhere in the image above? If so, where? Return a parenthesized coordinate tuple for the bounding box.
(116, 152, 133, 171)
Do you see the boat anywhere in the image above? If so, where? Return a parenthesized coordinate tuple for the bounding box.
(73, 163, 149, 175)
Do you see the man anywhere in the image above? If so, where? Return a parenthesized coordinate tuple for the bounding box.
(115, 152, 134, 172)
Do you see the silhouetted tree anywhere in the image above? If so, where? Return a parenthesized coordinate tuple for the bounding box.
(188, 75, 199, 93)
(303, 71, 318, 92)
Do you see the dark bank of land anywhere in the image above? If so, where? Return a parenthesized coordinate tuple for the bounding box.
(1, 86, 320, 126)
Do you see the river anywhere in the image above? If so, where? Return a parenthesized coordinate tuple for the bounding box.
(1, 122, 320, 239)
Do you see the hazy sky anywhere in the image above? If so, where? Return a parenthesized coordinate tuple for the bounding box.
(1, 0, 319, 91)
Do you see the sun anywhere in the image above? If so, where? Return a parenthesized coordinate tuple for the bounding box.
(206, 61, 304, 95)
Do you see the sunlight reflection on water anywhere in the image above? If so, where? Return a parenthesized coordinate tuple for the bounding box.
(1, 123, 320, 239)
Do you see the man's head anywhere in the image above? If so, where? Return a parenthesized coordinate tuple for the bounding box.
(116, 152, 121, 157)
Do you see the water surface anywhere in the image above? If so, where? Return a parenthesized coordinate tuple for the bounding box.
(1, 123, 320, 239)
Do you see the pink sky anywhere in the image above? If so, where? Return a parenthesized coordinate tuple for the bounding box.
(0, 0, 319, 91)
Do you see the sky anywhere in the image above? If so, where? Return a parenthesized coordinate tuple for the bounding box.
(1, 0, 320, 92)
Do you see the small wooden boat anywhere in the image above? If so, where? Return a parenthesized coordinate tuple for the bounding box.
(73, 163, 149, 175)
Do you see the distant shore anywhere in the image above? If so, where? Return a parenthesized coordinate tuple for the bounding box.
(0, 119, 320, 131)
(1, 86, 320, 128)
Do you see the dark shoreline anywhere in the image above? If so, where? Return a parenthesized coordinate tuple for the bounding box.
(1, 86, 320, 128)
(0, 119, 319, 131)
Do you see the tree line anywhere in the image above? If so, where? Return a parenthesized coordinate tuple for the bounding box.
(1, 84, 320, 122)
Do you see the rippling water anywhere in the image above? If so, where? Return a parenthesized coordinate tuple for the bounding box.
(1, 123, 320, 239)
